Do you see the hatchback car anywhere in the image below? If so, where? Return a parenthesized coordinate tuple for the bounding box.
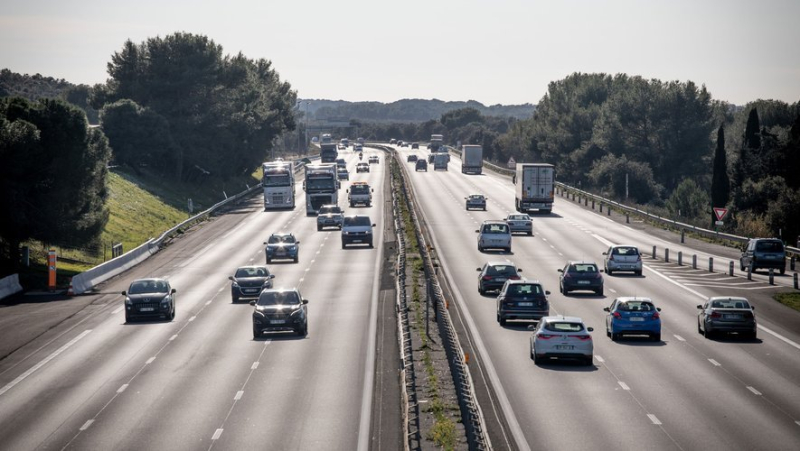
(122, 278, 176, 322)
(316, 204, 344, 230)
(229, 266, 274, 303)
(504, 214, 533, 236)
(411, 142, 419, 149)
(465, 195, 487, 211)
(740, 238, 786, 274)
(603, 245, 642, 275)
(604, 297, 661, 341)
(356, 162, 370, 173)
(496, 279, 549, 325)
(369, 155, 380, 164)
(697, 297, 757, 339)
(558, 261, 604, 295)
(529, 316, 594, 365)
(477, 261, 522, 294)
(341, 215, 376, 248)
(407, 154, 418, 162)
(477, 220, 512, 253)
(336, 158, 347, 169)
(337, 167, 349, 180)
(415, 159, 428, 171)
(264, 233, 300, 263)
(251, 288, 308, 338)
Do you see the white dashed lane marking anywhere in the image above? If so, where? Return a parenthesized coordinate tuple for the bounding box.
(747, 386, 762, 396)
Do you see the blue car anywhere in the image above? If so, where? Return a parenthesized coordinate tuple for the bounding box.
(264, 232, 300, 263)
(604, 297, 661, 342)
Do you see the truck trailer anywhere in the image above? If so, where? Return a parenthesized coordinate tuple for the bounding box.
(461, 145, 483, 174)
(514, 163, 555, 214)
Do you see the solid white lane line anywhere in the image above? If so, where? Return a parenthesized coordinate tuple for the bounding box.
(79, 419, 94, 431)
(189, 316, 196, 322)
(117, 384, 128, 394)
(618, 381, 631, 391)
(674, 335, 685, 341)
(708, 359, 721, 367)
(609, 288, 617, 294)
(0, 329, 92, 397)
(595, 355, 605, 363)
(112, 307, 123, 315)
(234, 390, 243, 401)
(145, 357, 156, 365)
(211, 428, 223, 440)
(747, 386, 762, 396)
(206, 300, 212, 306)
(648, 414, 662, 425)
(169, 334, 178, 341)
(795, 421, 800, 427)
(251, 362, 259, 370)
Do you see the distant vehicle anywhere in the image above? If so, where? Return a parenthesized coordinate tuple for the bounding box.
(603, 245, 642, 275)
(411, 142, 419, 149)
(337, 167, 349, 180)
(264, 232, 300, 263)
(415, 159, 428, 171)
(304, 163, 338, 215)
(341, 215, 376, 248)
(262, 161, 295, 210)
(353, 143, 363, 152)
(496, 279, 549, 325)
(356, 162, 369, 173)
(558, 261, 603, 296)
(336, 158, 347, 169)
(251, 288, 308, 338)
(430, 134, 443, 152)
(530, 316, 594, 366)
(604, 297, 661, 341)
(320, 142, 338, 163)
(514, 163, 554, 214)
(433, 153, 448, 170)
(697, 296, 757, 339)
(465, 194, 487, 211)
(407, 155, 418, 162)
(390, 139, 397, 145)
(740, 238, 786, 274)
(229, 266, 274, 303)
(340, 138, 349, 148)
(316, 204, 344, 231)
(427, 154, 435, 164)
(320, 133, 332, 144)
(477, 261, 522, 295)
(338, 143, 346, 150)
(347, 181, 373, 207)
(461, 144, 483, 174)
(122, 278, 176, 322)
(504, 214, 532, 236)
(477, 220, 512, 253)
(369, 155, 379, 164)
(357, 137, 365, 145)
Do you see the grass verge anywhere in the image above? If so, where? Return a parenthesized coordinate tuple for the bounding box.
(775, 292, 800, 312)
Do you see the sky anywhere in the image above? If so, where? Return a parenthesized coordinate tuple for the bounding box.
(1, 0, 799, 106)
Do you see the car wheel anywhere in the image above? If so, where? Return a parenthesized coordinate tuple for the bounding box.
(739, 260, 745, 271)
(530, 347, 535, 360)
(317, 225, 322, 231)
(125, 312, 131, 323)
(367, 202, 371, 207)
(635, 270, 642, 276)
(506, 247, 512, 253)
(369, 241, 374, 248)
(232, 296, 239, 303)
(596, 288, 604, 296)
(496, 313, 501, 323)
(584, 355, 594, 366)
(652, 333, 661, 342)
(341, 242, 346, 249)
(780, 267, 785, 275)
(293, 255, 299, 263)
(479, 287, 486, 295)
(611, 332, 619, 342)
(697, 319, 703, 335)
(749, 330, 758, 340)
(169, 306, 175, 321)
(499, 317, 507, 326)
(266, 257, 271, 264)
(606, 268, 612, 275)
(703, 324, 712, 339)
(297, 323, 308, 337)
(606, 327, 611, 338)
(528, 231, 533, 236)
(253, 327, 260, 339)
(478, 244, 483, 252)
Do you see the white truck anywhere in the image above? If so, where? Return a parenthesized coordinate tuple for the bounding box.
(461, 145, 483, 174)
(262, 161, 295, 210)
(430, 134, 443, 152)
(433, 153, 449, 171)
(347, 181, 373, 207)
(514, 163, 555, 214)
(304, 163, 339, 215)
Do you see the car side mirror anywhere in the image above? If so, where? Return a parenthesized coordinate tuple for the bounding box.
(587, 327, 594, 332)
(171, 288, 177, 294)
(545, 290, 551, 295)
(372, 224, 376, 227)
(302, 299, 309, 304)
(600, 269, 604, 273)
(475, 230, 480, 233)
(557, 269, 564, 273)
(517, 269, 523, 272)
(751, 306, 755, 310)
(371, 189, 374, 192)
(295, 241, 301, 244)
(696, 305, 703, 309)
(269, 274, 275, 279)
(249, 300, 256, 306)
(228, 276, 234, 281)
(527, 325, 536, 331)
(476, 268, 482, 272)
(603, 307, 610, 312)
(121, 291, 127, 296)
(346, 189, 350, 193)
(657, 307, 662, 312)
(602, 252, 607, 255)
(263, 242, 268, 245)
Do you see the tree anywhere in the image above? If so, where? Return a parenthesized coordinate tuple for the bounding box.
(744, 107, 762, 151)
(710, 124, 730, 226)
(667, 178, 710, 223)
(0, 97, 111, 273)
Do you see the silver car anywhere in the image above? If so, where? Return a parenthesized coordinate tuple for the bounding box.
(465, 194, 487, 211)
(504, 214, 533, 236)
(603, 245, 642, 276)
(529, 316, 594, 365)
(476, 220, 512, 253)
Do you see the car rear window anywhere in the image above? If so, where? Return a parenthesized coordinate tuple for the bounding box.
(486, 265, 517, 276)
(508, 215, 528, 221)
(544, 322, 584, 332)
(756, 241, 784, 252)
(618, 301, 654, 311)
(508, 284, 542, 295)
(483, 224, 509, 234)
(711, 299, 750, 309)
(569, 264, 598, 273)
(612, 247, 639, 256)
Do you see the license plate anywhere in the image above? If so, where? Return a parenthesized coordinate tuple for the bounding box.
(518, 302, 534, 307)
(578, 280, 590, 285)
(724, 314, 741, 320)
(244, 289, 258, 293)
(555, 345, 574, 350)
(629, 317, 645, 322)
(276, 249, 286, 255)
(140, 307, 154, 312)
(495, 278, 506, 282)
(270, 319, 286, 325)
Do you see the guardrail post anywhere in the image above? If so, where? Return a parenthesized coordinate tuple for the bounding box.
(626, 213, 630, 224)
(794, 273, 798, 290)
(584, 197, 588, 206)
(747, 264, 752, 280)
(652, 246, 657, 259)
(592, 199, 595, 209)
(693, 255, 697, 269)
(792, 256, 796, 271)
(599, 203, 603, 213)
(729, 261, 734, 276)
(681, 229, 685, 243)
(608, 206, 611, 216)
(769, 269, 774, 285)
(678, 251, 682, 266)
(709, 257, 714, 272)
(665, 248, 670, 263)
(572, 193, 576, 201)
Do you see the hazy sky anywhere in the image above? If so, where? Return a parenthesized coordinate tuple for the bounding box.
(2, 0, 798, 106)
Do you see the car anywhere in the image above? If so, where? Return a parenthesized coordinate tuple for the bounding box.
(353, 143, 363, 152)
(604, 297, 661, 341)
(338, 143, 346, 150)
(427, 153, 435, 164)
(336, 158, 347, 169)
(740, 238, 786, 274)
(415, 159, 428, 171)
(341, 215, 376, 248)
(558, 261, 604, 295)
(529, 316, 594, 365)
(465, 194, 487, 211)
(337, 167, 349, 180)
(476, 220, 512, 253)
(496, 279, 549, 326)
(411, 142, 419, 149)
(603, 245, 642, 276)
(347, 181, 373, 207)
(251, 288, 308, 338)
(369, 155, 379, 164)
(122, 278, 176, 322)
(407, 155, 418, 162)
(389, 139, 397, 145)
(504, 214, 533, 236)
(356, 162, 370, 173)
(697, 296, 757, 339)
(264, 232, 300, 263)
(229, 266, 274, 303)
(477, 261, 522, 295)
(316, 204, 344, 230)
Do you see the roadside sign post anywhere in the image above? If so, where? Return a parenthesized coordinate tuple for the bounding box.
(47, 249, 57, 291)
(713, 208, 728, 232)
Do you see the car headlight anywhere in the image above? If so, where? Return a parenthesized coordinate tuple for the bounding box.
(125, 297, 132, 305)
(231, 281, 239, 288)
(160, 297, 171, 307)
(254, 309, 265, 318)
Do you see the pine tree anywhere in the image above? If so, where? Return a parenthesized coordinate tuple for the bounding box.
(710, 124, 730, 227)
(744, 107, 761, 151)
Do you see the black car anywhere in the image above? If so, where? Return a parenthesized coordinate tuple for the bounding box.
(415, 159, 428, 171)
(496, 279, 549, 326)
(697, 296, 757, 339)
(407, 154, 418, 162)
(252, 288, 308, 338)
(411, 142, 419, 149)
(229, 265, 275, 303)
(558, 261, 604, 295)
(477, 261, 522, 295)
(122, 278, 176, 322)
(740, 238, 786, 274)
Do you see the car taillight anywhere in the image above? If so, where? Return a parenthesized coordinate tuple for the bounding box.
(482, 276, 493, 281)
(652, 311, 660, 319)
(710, 311, 721, 318)
(538, 334, 558, 340)
(608, 255, 615, 261)
(594, 272, 603, 279)
(612, 312, 622, 319)
(636, 254, 642, 262)
(743, 312, 754, 318)
(509, 275, 521, 280)
(563, 273, 572, 279)
(569, 335, 592, 341)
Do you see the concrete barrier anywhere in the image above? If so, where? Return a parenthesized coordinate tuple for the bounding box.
(0, 274, 23, 300)
(71, 239, 158, 294)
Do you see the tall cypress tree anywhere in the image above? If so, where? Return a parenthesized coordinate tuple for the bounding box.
(744, 107, 761, 151)
(710, 124, 730, 227)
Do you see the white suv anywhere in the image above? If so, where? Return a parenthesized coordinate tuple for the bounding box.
(341, 215, 376, 248)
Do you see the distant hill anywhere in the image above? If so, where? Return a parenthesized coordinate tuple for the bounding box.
(304, 98, 535, 123)
(1, 68, 99, 123)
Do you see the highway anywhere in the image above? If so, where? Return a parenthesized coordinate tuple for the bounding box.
(400, 146, 800, 450)
(0, 149, 395, 450)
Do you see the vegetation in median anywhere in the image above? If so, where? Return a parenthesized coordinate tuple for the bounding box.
(775, 292, 800, 312)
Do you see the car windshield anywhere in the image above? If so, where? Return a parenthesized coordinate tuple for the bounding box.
(711, 299, 750, 309)
(756, 241, 783, 252)
(257, 291, 300, 306)
(618, 301, 654, 311)
(129, 280, 168, 294)
(612, 247, 639, 256)
(569, 264, 598, 273)
(486, 265, 517, 276)
(345, 217, 371, 227)
(544, 322, 584, 332)
(319, 206, 342, 214)
(507, 284, 542, 295)
(482, 224, 509, 234)
(235, 267, 268, 278)
(351, 185, 370, 194)
(268, 235, 295, 244)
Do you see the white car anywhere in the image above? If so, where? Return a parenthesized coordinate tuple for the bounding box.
(476, 220, 512, 253)
(603, 245, 642, 276)
(530, 316, 594, 365)
(505, 214, 532, 236)
(341, 215, 376, 248)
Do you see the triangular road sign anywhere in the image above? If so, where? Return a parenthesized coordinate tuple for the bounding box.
(713, 207, 728, 221)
